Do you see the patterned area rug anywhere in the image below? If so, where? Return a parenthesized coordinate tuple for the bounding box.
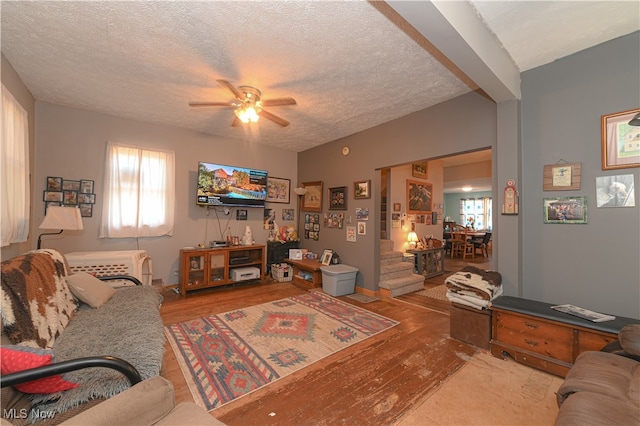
(416, 285, 449, 302)
(165, 292, 398, 411)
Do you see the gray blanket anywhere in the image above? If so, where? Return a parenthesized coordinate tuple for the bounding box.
(29, 286, 165, 417)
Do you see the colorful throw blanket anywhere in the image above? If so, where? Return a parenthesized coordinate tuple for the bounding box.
(445, 266, 503, 310)
(1, 249, 77, 348)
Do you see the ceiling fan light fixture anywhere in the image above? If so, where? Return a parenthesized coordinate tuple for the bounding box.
(234, 86, 263, 123)
(234, 104, 262, 123)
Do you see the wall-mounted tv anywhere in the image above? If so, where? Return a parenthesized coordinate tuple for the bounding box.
(196, 162, 268, 208)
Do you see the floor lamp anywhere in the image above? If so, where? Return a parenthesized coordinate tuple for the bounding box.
(293, 187, 307, 240)
(37, 206, 84, 249)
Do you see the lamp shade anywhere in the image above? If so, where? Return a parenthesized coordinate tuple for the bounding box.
(293, 187, 308, 196)
(39, 206, 84, 231)
(407, 231, 419, 243)
(629, 112, 640, 126)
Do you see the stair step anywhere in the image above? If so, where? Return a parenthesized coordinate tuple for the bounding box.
(379, 273, 424, 290)
(380, 239, 395, 252)
(380, 262, 414, 281)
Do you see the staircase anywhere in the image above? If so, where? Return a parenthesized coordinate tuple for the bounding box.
(378, 239, 425, 297)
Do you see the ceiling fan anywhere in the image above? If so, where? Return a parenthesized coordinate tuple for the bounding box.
(189, 80, 296, 127)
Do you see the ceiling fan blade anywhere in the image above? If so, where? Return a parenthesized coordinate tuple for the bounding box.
(217, 79, 242, 100)
(262, 97, 297, 107)
(231, 116, 242, 127)
(260, 109, 290, 127)
(189, 101, 234, 107)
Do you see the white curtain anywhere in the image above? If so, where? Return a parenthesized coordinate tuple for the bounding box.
(1, 84, 30, 246)
(100, 141, 175, 238)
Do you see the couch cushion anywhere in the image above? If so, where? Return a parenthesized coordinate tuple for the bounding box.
(0, 345, 78, 394)
(557, 351, 639, 406)
(619, 324, 640, 356)
(555, 391, 639, 426)
(65, 272, 116, 308)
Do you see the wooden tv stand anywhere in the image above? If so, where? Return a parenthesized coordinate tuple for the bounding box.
(179, 245, 265, 295)
(490, 296, 638, 377)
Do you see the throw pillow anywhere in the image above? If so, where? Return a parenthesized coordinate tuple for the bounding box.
(66, 272, 116, 308)
(0, 345, 79, 394)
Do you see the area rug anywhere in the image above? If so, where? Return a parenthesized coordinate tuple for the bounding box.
(416, 285, 449, 302)
(165, 292, 398, 411)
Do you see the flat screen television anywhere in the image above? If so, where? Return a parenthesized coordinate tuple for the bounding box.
(196, 161, 268, 208)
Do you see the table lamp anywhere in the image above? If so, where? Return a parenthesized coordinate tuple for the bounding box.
(407, 231, 419, 249)
(37, 206, 84, 249)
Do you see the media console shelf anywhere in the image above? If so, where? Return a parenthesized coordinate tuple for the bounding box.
(490, 296, 638, 377)
(179, 245, 265, 295)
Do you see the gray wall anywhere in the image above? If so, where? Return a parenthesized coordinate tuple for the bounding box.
(298, 91, 496, 292)
(32, 102, 298, 285)
(520, 32, 639, 318)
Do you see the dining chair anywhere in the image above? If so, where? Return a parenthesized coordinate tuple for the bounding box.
(450, 231, 466, 258)
(473, 232, 492, 258)
(462, 229, 475, 260)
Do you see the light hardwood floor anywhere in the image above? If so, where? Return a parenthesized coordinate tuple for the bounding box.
(160, 280, 477, 425)
(158, 251, 561, 425)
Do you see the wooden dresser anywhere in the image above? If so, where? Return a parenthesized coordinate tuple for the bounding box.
(490, 296, 638, 377)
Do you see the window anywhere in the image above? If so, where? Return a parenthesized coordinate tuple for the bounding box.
(459, 197, 492, 230)
(1, 84, 30, 246)
(100, 142, 175, 238)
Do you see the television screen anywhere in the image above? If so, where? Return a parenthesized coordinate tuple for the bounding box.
(196, 162, 268, 207)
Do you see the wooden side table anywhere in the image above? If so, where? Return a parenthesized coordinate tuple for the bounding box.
(285, 258, 323, 289)
(407, 247, 444, 278)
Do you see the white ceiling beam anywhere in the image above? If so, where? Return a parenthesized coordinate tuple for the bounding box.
(386, 0, 521, 102)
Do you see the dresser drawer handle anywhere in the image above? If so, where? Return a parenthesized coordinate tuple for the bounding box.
(524, 339, 539, 347)
(524, 321, 539, 330)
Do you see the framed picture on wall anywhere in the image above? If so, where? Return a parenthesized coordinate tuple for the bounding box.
(328, 186, 347, 210)
(353, 180, 371, 199)
(543, 196, 587, 224)
(601, 108, 640, 170)
(46, 176, 62, 191)
(266, 177, 290, 204)
(412, 162, 428, 179)
(301, 181, 323, 212)
(406, 179, 432, 214)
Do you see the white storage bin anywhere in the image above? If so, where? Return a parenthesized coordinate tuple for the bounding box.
(320, 264, 358, 296)
(65, 250, 152, 287)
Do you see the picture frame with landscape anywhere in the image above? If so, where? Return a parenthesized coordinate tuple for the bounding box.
(353, 180, 370, 199)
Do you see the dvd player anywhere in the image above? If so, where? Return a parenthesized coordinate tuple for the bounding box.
(229, 256, 251, 265)
(209, 241, 228, 248)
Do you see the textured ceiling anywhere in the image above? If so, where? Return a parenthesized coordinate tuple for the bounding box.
(2, 1, 638, 152)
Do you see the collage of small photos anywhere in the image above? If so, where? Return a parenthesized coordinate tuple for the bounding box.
(43, 176, 96, 217)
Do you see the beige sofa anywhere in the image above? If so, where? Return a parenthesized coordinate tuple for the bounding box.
(555, 324, 640, 425)
(2, 376, 222, 426)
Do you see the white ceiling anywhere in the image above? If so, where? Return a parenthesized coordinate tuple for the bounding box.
(2, 1, 638, 153)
